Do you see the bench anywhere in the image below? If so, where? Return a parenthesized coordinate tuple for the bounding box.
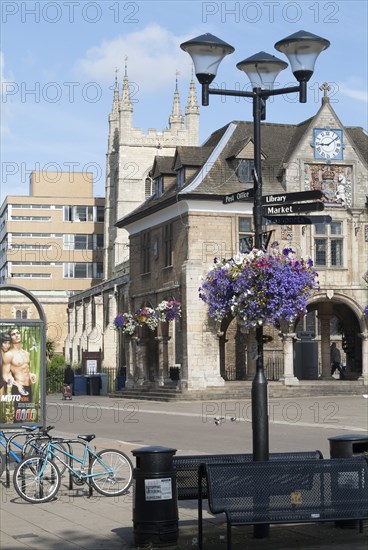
(173, 450, 323, 500)
(198, 457, 368, 549)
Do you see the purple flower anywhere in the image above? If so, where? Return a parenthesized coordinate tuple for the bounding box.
(199, 248, 319, 329)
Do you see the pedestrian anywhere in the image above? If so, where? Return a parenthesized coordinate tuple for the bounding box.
(330, 343, 344, 379)
(63, 364, 75, 397)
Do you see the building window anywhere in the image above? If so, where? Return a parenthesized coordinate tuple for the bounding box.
(239, 217, 253, 253)
(141, 232, 150, 274)
(163, 223, 173, 267)
(314, 221, 343, 267)
(12, 273, 51, 278)
(96, 206, 104, 222)
(16, 309, 28, 319)
(63, 263, 103, 279)
(236, 160, 254, 183)
(155, 176, 164, 198)
(176, 168, 185, 188)
(145, 177, 154, 198)
(63, 205, 101, 222)
(11, 216, 51, 221)
(63, 234, 103, 250)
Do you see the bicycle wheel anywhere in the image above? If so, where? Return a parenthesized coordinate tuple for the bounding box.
(22, 438, 69, 475)
(90, 449, 133, 496)
(13, 456, 60, 503)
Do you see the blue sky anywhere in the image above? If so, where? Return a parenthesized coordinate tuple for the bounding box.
(1, 0, 367, 201)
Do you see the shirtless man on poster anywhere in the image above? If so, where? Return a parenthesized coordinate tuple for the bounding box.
(2, 328, 37, 397)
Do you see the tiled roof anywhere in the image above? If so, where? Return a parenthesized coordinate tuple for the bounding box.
(116, 117, 367, 228)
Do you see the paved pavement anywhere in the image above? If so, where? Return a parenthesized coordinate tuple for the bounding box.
(1, 394, 368, 549)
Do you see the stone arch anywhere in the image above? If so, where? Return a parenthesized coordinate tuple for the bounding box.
(304, 292, 365, 379)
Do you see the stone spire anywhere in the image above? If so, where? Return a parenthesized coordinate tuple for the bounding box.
(185, 68, 200, 145)
(119, 57, 133, 131)
(110, 69, 120, 115)
(108, 69, 120, 152)
(185, 68, 200, 116)
(121, 57, 133, 112)
(169, 71, 184, 132)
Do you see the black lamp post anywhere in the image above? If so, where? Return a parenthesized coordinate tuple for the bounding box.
(180, 31, 330, 464)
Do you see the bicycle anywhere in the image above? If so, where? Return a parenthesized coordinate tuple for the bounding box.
(13, 433, 133, 503)
(0, 425, 68, 486)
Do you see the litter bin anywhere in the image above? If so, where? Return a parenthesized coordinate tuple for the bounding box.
(329, 434, 368, 528)
(99, 373, 108, 396)
(74, 375, 87, 396)
(132, 446, 178, 547)
(329, 434, 368, 458)
(86, 375, 101, 396)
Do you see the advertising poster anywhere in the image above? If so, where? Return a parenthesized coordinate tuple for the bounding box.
(0, 323, 42, 426)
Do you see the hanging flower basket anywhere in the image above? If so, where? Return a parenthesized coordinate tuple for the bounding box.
(113, 313, 138, 335)
(134, 307, 159, 331)
(114, 301, 181, 335)
(156, 300, 182, 322)
(199, 246, 319, 330)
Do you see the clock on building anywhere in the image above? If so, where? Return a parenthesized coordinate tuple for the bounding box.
(312, 127, 344, 160)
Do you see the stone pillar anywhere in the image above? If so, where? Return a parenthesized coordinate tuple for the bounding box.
(71, 302, 83, 364)
(64, 307, 74, 363)
(80, 299, 90, 354)
(318, 302, 333, 379)
(280, 329, 299, 386)
(155, 336, 171, 386)
(88, 296, 103, 352)
(358, 331, 368, 385)
(130, 336, 146, 386)
(102, 292, 118, 370)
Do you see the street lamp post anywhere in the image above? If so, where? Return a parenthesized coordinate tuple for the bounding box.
(181, 31, 330, 465)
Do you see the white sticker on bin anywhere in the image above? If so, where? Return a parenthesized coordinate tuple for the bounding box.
(145, 478, 172, 501)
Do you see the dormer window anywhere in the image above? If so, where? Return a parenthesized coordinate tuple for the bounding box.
(236, 159, 255, 183)
(176, 168, 185, 188)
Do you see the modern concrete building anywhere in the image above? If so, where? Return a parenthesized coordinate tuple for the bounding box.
(0, 171, 104, 352)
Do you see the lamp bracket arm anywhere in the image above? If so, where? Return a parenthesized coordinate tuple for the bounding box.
(208, 87, 255, 99)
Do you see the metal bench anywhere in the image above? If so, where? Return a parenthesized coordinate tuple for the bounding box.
(173, 450, 323, 500)
(198, 457, 368, 549)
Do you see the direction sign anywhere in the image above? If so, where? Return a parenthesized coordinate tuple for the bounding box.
(262, 189, 323, 205)
(265, 215, 332, 225)
(223, 188, 254, 204)
(262, 201, 324, 216)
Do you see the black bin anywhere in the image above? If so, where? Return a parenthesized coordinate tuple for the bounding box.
(132, 446, 178, 547)
(329, 434, 368, 458)
(86, 375, 101, 395)
(329, 434, 368, 529)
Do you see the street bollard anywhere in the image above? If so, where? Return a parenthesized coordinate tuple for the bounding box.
(132, 446, 178, 547)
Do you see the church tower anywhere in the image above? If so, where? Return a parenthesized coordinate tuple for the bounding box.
(104, 65, 200, 279)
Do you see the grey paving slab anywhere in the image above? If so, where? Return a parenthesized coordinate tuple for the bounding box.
(1, 393, 368, 550)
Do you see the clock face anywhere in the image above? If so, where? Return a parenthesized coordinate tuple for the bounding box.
(313, 128, 343, 160)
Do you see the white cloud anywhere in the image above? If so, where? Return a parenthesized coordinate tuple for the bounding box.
(339, 78, 368, 103)
(339, 86, 368, 102)
(0, 51, 15, 137)
(74, 24, 193, 91)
